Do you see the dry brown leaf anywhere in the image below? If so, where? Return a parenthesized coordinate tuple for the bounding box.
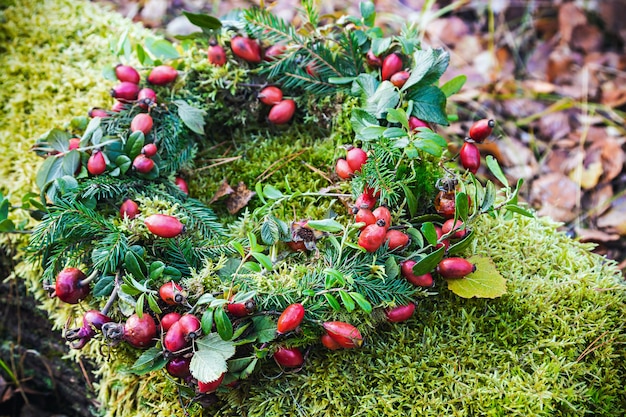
(538, 111, 571, 142)
(597, 195, 626, 235)
(522, 80, 556, 94)
(574, 227, 620, 243)
(531, 172, 580, 222)
(547, 48, 576, 84)
(426, 16, 470, 47)
(489, 138, 538, 181)
(570, 24, 604, 54)
(601, 81, 626, 108)
(569, 161, 603, 190)
(138, 0, 167, 28)
(591, 137, 625, 184)
(558, 3, 587, 44)
(545, 146, 579, 176)
(585, 183, 613, 219)
(226, 182, 256, 215)
(208, 179, 234, 205)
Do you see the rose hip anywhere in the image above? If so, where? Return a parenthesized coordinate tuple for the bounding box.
(335, 158, 353, 180)
(124, 313, 157, 348)
(198, 373, 225, 393)
(160, 312, 182, 331)
(400, 260, 434, 287)
(87, 151, 106, 175)
(258, 86, 283, 106)
(130, 113, 153, 135)
(164, 321, 189, 353)
(141, 143, 158, 157)
(390, 70, 410, 88)
(115, 64, 140, 84)
(207, 40, 227, 66)
(120, 198, 140, 219)
(273, 347, 304, 368)
(322, 321, 363, 349)
(110, 81, 140, 101)
(137, 88, 157, 109)
(385, 229, 409, 250)
(132, 154, 154, 174)
(55, 268, 90, 304)
(268, 99, 296, 124)
(358, 221, 387, 252)
(385, 303, 416, 323)
(346, 147, 367, 173)
(148, 65, 178, 85)
(230, 36, 261, 63)
(382, 53, 403, 81)
(468, 119, 495, 143)
(437, 257, 476, 279)
(145, 214, 185, 238)
(175, 177, 189, 195)
(459, 141, 480, 174)
(276, 303, 305, 334)
(159, 281, 185, 305)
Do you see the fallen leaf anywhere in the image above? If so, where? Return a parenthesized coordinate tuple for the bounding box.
(226, 182, 256, 215)
(138, 0, 168, 28)
(426, 16, 470, 47)
(569, 161, 603, 190)
(208, 179, 234, 205)
(530, 172, 580, 222)
(446, 255, 507, 299)
(558, 3, 587, 44)
(592, 137, 625, 184)
(574, 227, 620, 243)
(597, 195, 626, 235)
(538, 111, 571, 142)
(570, 24, 604, 54)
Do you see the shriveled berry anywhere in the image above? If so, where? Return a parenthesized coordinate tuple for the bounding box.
(400, 260, 434, 287)
(358, 223, 387, 252)
(346, 147, 367, 173)
(335, 158, 353, 180)
(132, 154, 154, 174)
(268, 99, 296, 124)
(264, 44, 286, 61)
(434, 190, 456, 219)
(164, 321, 189, 353)
(258, 86, 283, 105)
(55, 268, 90, 304)
(277, 303, 305, 334)
(354, 191, 377, 210)
(225, 299, 256, 317)
(409, 116, 429, 131)
(89, 107, 109, 118)
(130, 113, 153, 135)
(137, 88, 157, 109)
(175, 177, 189, 195)
(166, 356, 191, 379)
(468, 119, 495, 143)
(207, 41, 227, 66)
(322, 321, 363, 349)
(148, 65, 178, 85)
(87, 151, 106, 175)
(382, 53, 403, 81)
(159, 281, 185, 305)
(124, 313, 157, 348)
(286, 240, 307, 252)
(178, 314, 201, 339)
(145, 214, 185, 238)
(160, 312, 182, 331)
(385, 303, 416, 323)
(441, 219, 467, 239)
(141, 143, 158, 157)
(274, 347, 304, 368)
(198, 373, 224, 393)
(385, 229, 409, 250)
(372, 206, 391, 229)
(115, 64, 140, 84)
(110, 81, 140, 101)
(68, 138, 80, 150)
(437, 257, 476, 279)
(321, 333, 342, 350)
(365, 50, 382, 67)
(230, 36, 261, 63)
(120, 198, 140, 219)
(354, 208, 376, 229)
(390, 70, 410, 88)
(459, 141, 480, 174)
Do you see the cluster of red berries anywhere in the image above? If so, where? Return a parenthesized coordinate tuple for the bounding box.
(459, 118, 495, 174)
(207, 36, 297, 125)
(365, 51, 409, 87)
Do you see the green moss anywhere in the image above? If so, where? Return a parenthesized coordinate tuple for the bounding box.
(1, 1, 625, 417)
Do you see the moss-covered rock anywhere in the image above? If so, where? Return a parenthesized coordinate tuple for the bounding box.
(1, 1, 625, 417)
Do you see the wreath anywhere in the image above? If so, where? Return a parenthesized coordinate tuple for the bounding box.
(22, 0, 532, 410)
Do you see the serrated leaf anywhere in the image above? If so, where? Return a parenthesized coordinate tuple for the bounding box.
(446, 255, 507, 299)
(486, 155, 508, 187)
(307, 219, 343, 233)
(349, 292, 372, 313)
(250, 315, 277, 343)
(261, 219, 279, 245)
(400, 49, 435, 92)
(385, 256, 400, 280)
(174, 100, 207, 135)
(408, 85, 449, 126)
(441, 75, 467, 97)
(191, 333, 235, 383)
(412, 246, 445, 276)
(370, 37, 392, 56)
(366, 81, 400, 119)
(352, 73, 379, 98)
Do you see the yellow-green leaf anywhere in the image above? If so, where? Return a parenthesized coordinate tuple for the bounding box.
(446, 255, 506, 299)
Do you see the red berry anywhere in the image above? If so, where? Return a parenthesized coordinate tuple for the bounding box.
(409, 116, 429, 131)
(390, 70, 410, 88)
(124, 313, 157, 348)
(459, 142, 480, 174)
(264, 44, 286, 61)
(354, 208, 376, 229)
(82, 310, 111, 333)
(130, 113, 153, 135)
(178, 314, 201, 339)
(365, 50, 382, 67)
(286, 240, 307, 252)
(258, 86, 283, 106)
(145, 214, 185, 238)
(273, 346, 304, 368)
(115, 64, 140, 84)
(437, 257, 476, 279)
(148, 65, 178, 85)
(346, 147, 367, 173)
(358, 222, 387, 252)
(174, 177, 189, 195)
(335, 158, 353, 180)
(87, 151, 106, 175)
(110, 81, 140, 101)
(435, 225, 450, 250)
(160, 312, 182, 331)
(198, 373, 225, 393)
(208, 41, 227, 66)
(441, 219, 467, 239)
(132, 154, 155, 174)
(68, 138, 80, 150)
(120, 198, 140, 219)
(322, 321, 363, 349)
(321, 333, 342, 350)
(141, 143, 158, 157)
(385, 303, 416, 323)
(230, 36, 261, 63)
(382, 53, 403, 81)
(88, 107, 109, 118)
(354, 191, 377, 210)
(400, 260, 434, 287)
(55, 269, 90, 304)
(277, 303, 305, 334)
(305, 62, 318, 77)
(166, 356, 191, 379)
(111, 101, 126, 112)
(225, 299, 256, 317)
(137, 88, 157, 109)
(468, 119, 495, 143)
(268, 99, 296, 124)
(164, 321, 189, 353)
(372, 206, 391, 229)
(159, 281, 185, 305)
(385, 229, 409, 250)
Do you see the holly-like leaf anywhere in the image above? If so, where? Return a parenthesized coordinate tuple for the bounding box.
(400, 49, 435, 92)
(261, 217, 280, 245)
(174, 100, 207, 135)
(446, 255, 507, 299)
(190, 333, 236, 383)
(366, 81, 400, 119)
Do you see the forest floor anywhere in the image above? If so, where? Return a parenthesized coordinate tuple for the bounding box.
(94, 0, 626, 271)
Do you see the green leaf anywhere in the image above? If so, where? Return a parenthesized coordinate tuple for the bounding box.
(115, 155, 132, 175)
(201, 309, 214, 334)
(385, 256, 400, 280)
(307, 219, 343, 233)
(174, 100, 207, 135)
(383, 127, 407, 139)
(243, 261, 261, 273)
(480, 180, 496, 213)
(412, 246, 445, 276)
(147, 294, 162, 315)
(352, 73, 379, 97)
(36, 157, 64, 191)
(370, 37, 392, 56)
(231, 290, 256, 304)
(136, 293, 145, 318)
(324, 268, 346, 287)
(420, 222, 438, 245)
(0, 197, 9, 220)
(135, 44, 152, 66)
(231, 241, 246, 258)
(329, 76, 356, 85)
(447, 230, 475, 255)
(182, 11, 222, 30)
(214, 307, 233, 341)
(262, 184, 283, 200)
(486, 155, 508, 187)
(129, 347, 167, 375)
(349, 292, 373, 313)
(144, 38, 180, 60)
(359, 126, 387, 141)
(413, 48, 450, 88)
(446, 255, 507, 298)
(251, 252, 273, 270)
(261, 218, 280, 245)
(400, 49, 435, 92)
(455, 192, 469, 221)
(324, 293, 341, 311)
(124, 131, 145, 159)
(101, 64, 117, 81)
(338, 290, 355, 312)
(366, 81, 400, 119)
(414, 138, 444, 157)
(250, 316, 277, 343)
(191, 333, 236, 383)
(360, 1, 376, 26)
(125, 251, 147, 281)
(441, 75, 467, 97)
(504, 204, 534, 218)
(386, 108, 409, 129)
(400, 184, 418, 217)
(408, 85, 449, 126)
(46, 128, 72, 152)
(0, 219, 15, 232)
